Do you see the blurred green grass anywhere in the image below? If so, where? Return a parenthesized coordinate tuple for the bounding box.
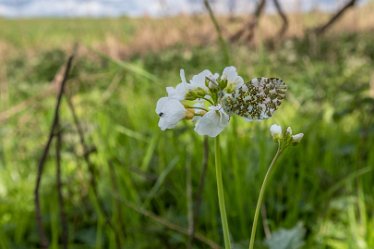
(0, 18, 373, 249)
(0, 17, 135, 50)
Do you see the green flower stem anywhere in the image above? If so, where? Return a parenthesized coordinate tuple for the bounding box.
(202, 97, 215, 105)
(215, 135, 232, 249)
(248, 143, 283, 249)
(186, 106, 209, 112)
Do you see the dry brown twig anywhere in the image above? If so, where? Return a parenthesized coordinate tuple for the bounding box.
(35, 47, 122, 248)
(34, 54, 74, 249)
(55, 118, 68, 249)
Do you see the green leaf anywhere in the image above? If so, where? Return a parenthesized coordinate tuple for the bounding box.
(265, 222, 305, 249)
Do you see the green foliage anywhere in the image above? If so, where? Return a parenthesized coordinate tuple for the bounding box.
(0, 19, 373, 249)
(7, 49, 66, 84)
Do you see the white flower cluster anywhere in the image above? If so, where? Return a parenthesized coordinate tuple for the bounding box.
(156, 66, 287, 137)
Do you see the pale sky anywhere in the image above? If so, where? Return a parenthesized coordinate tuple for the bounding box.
(0, 0, 367, 18)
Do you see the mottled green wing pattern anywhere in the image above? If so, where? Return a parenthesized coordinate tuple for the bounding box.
(221, 77, 287, 120)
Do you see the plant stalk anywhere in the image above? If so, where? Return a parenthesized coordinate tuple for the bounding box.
(215, 136, 231, 249)
(248, 144, 282, 249)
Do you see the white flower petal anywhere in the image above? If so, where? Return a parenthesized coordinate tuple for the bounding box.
(286, 127, 292, 135)
(156, 97, 168, 114)
(221, 66, 244, 91)
(156, 97, 186, 130)
(180, 69, 187, 83)
(233, 76, 244, 87)
(166, 87, 177, 97)
(192, 116, 201, 123)
(194, 106, 229, 137)
(190, 70, 213, 90)
(166, 82, 189, 100)
(222, 66, 237, 81)
(193, 100, 206, 114)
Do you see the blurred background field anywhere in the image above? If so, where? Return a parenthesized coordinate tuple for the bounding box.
(0, 1, 374, 248)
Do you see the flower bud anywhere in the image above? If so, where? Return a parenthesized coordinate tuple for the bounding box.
(292, 133, 304, 143)
(270, 124, 282, 140)
(219, 79, 228, 90)
(185, 88, 207, 100)
(208, 81, 219, 90)
(185, 108, 195, 119)
(205, 77, 219, 92)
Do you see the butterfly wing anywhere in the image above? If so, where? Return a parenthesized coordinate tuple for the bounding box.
(221, 77, 287, 120)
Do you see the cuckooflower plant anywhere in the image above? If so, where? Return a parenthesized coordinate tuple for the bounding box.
(156, 67, 287, 137)
(156, 67, 289, 249)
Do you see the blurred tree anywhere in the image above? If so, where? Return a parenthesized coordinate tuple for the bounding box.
(313, 0, 357, 35)
(273, 0, 289, 39)
(229, 0, 289, 44)
(230, 0, 266, 43)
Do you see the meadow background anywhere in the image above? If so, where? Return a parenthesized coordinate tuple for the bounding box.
(0, 2, 374, 249)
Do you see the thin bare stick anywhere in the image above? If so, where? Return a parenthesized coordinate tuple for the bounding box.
(203, 0, 231, 64)
(55, 119, 68, 249)
(34, 54, 74, 248)
(314, 0, 357, 36)
(187, 159, 193, 249)
(230, 0, 266, 43)
(190, 137, 209, 246)
(65, 94, 121, 249)
(273, 0, 288, 38)
(65, 97, 89, 155)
